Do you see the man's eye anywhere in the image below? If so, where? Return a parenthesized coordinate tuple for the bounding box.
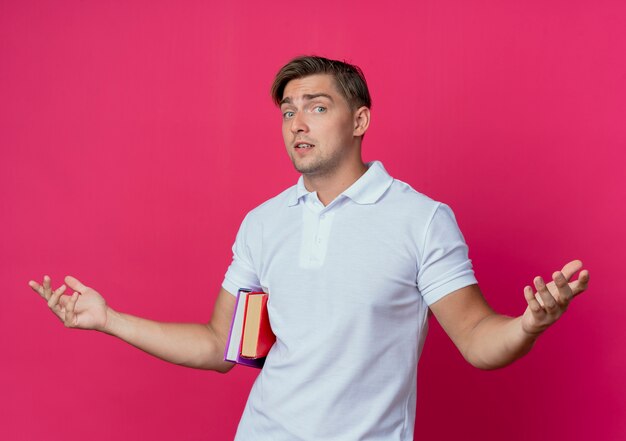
(313, 106, 326, 113)
(283, 111, 295, 119)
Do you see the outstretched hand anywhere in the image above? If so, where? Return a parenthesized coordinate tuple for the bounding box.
(29, 275, 109, 331)
(521, 260, 589, 336)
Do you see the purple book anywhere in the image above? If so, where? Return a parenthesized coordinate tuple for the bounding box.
(223, 289, 267, 369)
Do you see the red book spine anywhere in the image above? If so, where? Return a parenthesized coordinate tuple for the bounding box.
(255, 295, 274, 357)
(241, 293, 276, 359)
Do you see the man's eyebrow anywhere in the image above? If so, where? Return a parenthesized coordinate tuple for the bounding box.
(303, 93, 334, 102)
(279, 93, 334, 106)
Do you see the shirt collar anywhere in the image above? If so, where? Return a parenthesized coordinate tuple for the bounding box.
(287, 161, 394, 207)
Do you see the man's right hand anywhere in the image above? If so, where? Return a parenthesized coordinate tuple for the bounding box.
(29, 275, 236, 371)
(29, 275, 109, 331)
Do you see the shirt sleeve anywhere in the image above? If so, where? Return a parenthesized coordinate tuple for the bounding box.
(417, 203, 478, 305)
(222, 214, 263, 296)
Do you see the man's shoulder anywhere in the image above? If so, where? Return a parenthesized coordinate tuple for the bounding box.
(244, 184, 297, 221)
(386, 178, 442, 213)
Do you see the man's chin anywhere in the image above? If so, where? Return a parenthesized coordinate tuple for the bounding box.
(291, 158, 321, 175)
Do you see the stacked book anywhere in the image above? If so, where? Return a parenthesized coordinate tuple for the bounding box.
(224, 289, 276, 368)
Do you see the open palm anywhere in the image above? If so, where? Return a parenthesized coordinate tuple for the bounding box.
(520, 260, 589, 335)
(29, 275, 109, 331)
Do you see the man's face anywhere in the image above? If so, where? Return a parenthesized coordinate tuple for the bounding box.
(280, 74, 358, 177)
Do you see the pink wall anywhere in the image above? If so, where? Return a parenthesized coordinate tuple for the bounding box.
(2, 1, 624, 440)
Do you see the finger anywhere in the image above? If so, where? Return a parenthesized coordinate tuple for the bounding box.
(570, 269, 590, 297)
(58, 295, 70, 308)
(47, 284, 67, 310)
(524, 285, 543, 314)
(552, 271, 573, 305)
(28, 280, 46, 299)
(534, 276, 558, 313)
(560, 260, 583, 281)
(43, 275, 52, 300)
(64, 276, 88, 294)
(64, 292, 79, 327)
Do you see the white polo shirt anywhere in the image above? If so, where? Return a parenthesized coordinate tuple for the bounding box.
(223, 161, 477, 441)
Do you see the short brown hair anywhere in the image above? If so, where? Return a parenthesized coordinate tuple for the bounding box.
(271, 55, 372, 110)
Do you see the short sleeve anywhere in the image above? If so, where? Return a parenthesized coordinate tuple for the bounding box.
(417, 203, 477, 305)
(222, 214, 263, 296)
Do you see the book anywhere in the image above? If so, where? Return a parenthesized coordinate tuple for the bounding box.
(224, 289, 275, 369)
(241, 292, 275, 358)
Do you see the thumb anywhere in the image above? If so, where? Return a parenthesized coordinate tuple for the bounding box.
(64, 275, 89, 294)
(561, 259, 583, 280)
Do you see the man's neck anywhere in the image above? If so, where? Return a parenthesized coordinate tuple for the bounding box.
(302, 161, 368, 206)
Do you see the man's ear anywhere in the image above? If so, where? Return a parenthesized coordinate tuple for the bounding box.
(353, 106, 370, 137)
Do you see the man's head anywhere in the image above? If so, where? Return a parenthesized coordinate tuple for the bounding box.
(271, 56, 371, 111)
(274, 57, 372, 180)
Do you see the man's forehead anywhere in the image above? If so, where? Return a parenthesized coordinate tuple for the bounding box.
(281, 74, 341, 103)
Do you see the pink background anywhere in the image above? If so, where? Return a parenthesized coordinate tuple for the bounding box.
(2, 1, 624, 440)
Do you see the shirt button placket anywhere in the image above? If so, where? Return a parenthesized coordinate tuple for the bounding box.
(313, 211, 326, 263)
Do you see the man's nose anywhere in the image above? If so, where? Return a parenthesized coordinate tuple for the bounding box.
(290, 111, 308, 133)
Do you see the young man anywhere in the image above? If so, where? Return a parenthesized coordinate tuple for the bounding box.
(30, 56, 589, 440)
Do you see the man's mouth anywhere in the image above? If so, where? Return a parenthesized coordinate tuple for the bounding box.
(295, 143, 315, 149)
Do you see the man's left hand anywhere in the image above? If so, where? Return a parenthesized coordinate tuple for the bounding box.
(522, 259, 590, 336)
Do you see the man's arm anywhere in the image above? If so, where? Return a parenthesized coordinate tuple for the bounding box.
(29, 275, 236, 373)
(429, 260, 590, 370)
